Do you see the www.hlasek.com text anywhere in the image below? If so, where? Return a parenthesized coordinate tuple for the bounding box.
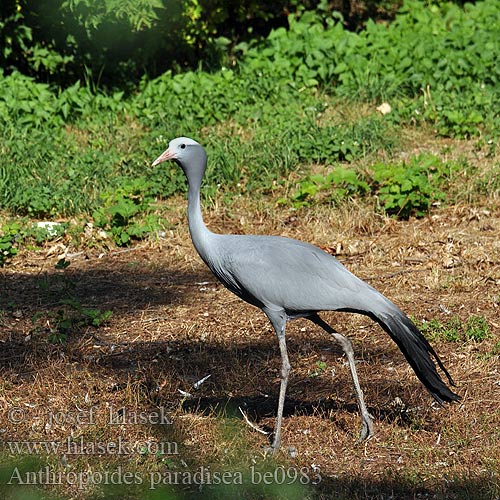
(6, 436, 178, 456)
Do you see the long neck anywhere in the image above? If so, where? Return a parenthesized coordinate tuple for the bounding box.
(187, 182, 213, 256)
(183, 152, 215, 263)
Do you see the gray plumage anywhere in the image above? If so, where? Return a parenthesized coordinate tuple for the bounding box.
(152, 137, 459, 454)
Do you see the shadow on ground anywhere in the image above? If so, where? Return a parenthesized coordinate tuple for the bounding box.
(1, 256, 444, 429)
(0, 254, 485, 500)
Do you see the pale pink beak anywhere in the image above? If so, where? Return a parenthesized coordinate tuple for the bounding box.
(152, 147, 176, 167)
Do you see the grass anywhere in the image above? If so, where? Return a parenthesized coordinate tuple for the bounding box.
(1, 93, 498, 252)
(2, 0, 500, 224)
(419, 315, 491, 343)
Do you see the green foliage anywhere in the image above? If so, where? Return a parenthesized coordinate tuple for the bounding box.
(92, 177, 163, 246)
(0, 0, 499, 252)
(309, 360, 328, 378)
(62, 0, 164, 31)
(0, 8, 33, 63)
(60, 297, 113, 327)
(1, 0, 172, 86)
(0, 222, 22, 266)
(0, 0, 319, 87)
(29, 266, 113, 344)
(285, 155, 456, 218)
(282, 166, 369, 208)
(464, 315, 491, 342)
(419, 315, 490, 343)
(31, 296, 113, 344)
(29, 44, 74, 74)
(298, 115, 395, 163)
(1, 220, 68, 259)
(2, 1, 499, 133)
(241, 0, 500, 137)
(371, 155, 448, 218)
(491, 340, 500, 356)
(1, 0, 499, 138)
(0, 72, 126, 128)
(1, 0, 496, 140)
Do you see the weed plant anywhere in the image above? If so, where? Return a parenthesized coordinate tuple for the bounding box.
(419, 315, 490, 343)
(283, 154, 472, 218)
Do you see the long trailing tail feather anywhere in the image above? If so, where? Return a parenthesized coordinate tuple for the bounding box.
(372, 307, 460, 404)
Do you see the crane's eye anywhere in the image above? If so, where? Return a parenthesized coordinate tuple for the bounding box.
(180, 144, 186, 149)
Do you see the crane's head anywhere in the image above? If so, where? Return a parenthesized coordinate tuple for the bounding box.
(152, 137, 202, 167)
(152, 137, 207, 186)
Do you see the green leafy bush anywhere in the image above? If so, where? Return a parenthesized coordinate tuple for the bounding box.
(241, 0, 500, 137)
(285, 154, 456, 218)
(0, 71, 128, 128)
(281, 167, 369, 208)
(2, 1, 499, 134)
(420, 315, 490, 343)
(1, 0, 499, 136)
(30, 296, 113, 344)
(1, 0, 322, 87)
(92, 177, 164, 245)
(371, 155, 448, 218)
(0, 222, 22, 266)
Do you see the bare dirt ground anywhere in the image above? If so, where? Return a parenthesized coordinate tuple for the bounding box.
(1, 173, 499, 498)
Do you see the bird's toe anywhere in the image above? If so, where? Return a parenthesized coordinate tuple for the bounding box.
(358, 414, 374, 442)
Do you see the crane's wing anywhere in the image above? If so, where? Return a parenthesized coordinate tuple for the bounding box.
(210, 234, 383, 315)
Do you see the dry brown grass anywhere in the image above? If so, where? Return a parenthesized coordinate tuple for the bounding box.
(1, 137, 499, 499)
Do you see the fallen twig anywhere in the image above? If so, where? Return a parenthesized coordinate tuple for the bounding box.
(238, 406, 270, 435)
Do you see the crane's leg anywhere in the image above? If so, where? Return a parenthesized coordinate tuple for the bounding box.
(264, 309, 291, 455)
(309, 313, 374, 441)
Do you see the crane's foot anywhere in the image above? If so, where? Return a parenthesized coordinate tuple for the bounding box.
(358, 411, 374, 442)
(263, 431, 283, 457)
(263, 444, 297, 458)
(263, 444, 279, 457)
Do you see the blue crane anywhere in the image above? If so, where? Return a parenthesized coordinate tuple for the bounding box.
(152, 137, 459, 454)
